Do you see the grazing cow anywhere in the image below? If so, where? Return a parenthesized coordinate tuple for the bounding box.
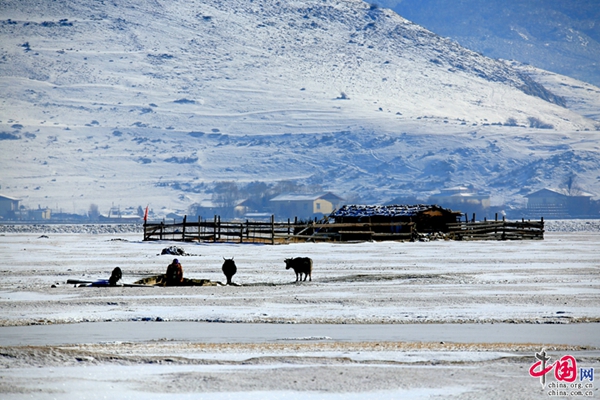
(222, 257, 237, 285)
(284, 257, 313, 282)
(108, 267, 122, 286)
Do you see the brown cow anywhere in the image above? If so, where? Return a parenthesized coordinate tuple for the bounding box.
(284, 257, 312, 282)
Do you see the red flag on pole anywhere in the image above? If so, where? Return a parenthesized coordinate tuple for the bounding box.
(143, 206, 148, 222)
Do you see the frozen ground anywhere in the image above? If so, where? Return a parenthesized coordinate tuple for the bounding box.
(0, 221, 599, 399)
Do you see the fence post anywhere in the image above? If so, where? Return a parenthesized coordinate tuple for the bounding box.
(294, 216, 298, 238)
(160, 221, 164, 241)
(213, 215, 217, 242)
(198, 215, 202, 241)
(494, 213, 498, 236)
(271, 215, 275, 245)
(182, 215, 187, 241)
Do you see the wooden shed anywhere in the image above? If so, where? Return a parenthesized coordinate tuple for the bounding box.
(331, 204, 463, 234)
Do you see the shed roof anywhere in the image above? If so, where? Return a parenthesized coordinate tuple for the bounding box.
(332, 204, 454, 218)
(525, 188, 593, 198)
(0, 194, 21, 201)
(439, 186, 473, 193)
(270, 192, 342, 202)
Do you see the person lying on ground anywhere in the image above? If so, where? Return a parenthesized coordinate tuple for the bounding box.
(90, 267, 123, 287)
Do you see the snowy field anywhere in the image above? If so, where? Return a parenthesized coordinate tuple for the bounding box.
(0, 221, 599, 399)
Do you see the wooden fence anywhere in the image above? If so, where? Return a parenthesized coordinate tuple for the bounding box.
(297, 221, 416, 242)
(144, 215, 285, 244)
(446, 217, 544, 241)
(143, 215, 416, 243)
(143, 215, 544, 243)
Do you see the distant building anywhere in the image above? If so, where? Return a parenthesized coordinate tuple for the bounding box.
(234, 199, 264, 219)
(525, 188, 593, 218)
(0, 194, 20, 219)
(25, 206, 51, 221)
(50, 212, 88, 222)
(269, 192, 344, 220)
(0, 195, 52, 221)
(428, 186, 490, 215)
(188, 200, 223, 220)
(98, 206, 141, 223)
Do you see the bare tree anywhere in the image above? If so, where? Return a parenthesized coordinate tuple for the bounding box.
(212, 181, 240, 217)
(560, 173, 582, 196)
(88, 204, 99, 221)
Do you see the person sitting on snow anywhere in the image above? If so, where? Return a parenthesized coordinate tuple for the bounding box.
(90, 267, 122, 287)
(165, 259, 183, 286)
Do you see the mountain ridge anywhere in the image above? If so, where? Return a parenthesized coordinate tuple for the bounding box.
(377, 0, 600, 87)
(0, 0, 599, 217)
(1, 0, 594, 131)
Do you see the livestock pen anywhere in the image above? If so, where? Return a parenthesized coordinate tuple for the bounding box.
(144, 215, 286, 244)
(142, 215, 416, 243)
(143, 211, 544, 243)
(447, 216, 545, 241)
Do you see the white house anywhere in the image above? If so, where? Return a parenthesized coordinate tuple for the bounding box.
(269, 192, 344, 220)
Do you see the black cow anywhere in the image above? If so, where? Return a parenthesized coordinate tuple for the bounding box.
(222, 257, 237, 285)
(109, 267, 122, 286)
(284, 257, 313, 282)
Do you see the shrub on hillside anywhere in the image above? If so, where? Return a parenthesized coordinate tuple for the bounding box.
(527, 116, 554, 129)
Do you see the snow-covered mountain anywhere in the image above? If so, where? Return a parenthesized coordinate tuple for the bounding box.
(377, 0, 600, 87)
(1, 0, 599, 217)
